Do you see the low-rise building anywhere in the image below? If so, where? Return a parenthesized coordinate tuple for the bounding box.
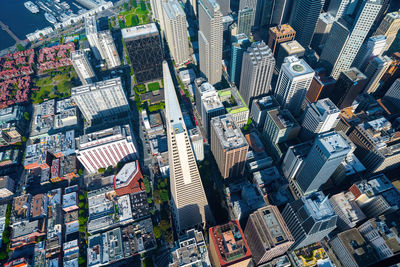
(0, 176, 14, 198)
(169, 229, 211, 266)
(46, 188, 62, 258)
(329, 192, 366, 231)
(63, 239, 79, 266)
(121, 218, 156, 256)
(88, 228, 124, 266)
(12, 194, 31, 223)
(63, 192, 79, 212)
(30, 194, 48, 220)
(10, 219, 46, 250)
(113, 160, 144, 196)
(208, 220, 252, 267)
(250, 96, 279, 130)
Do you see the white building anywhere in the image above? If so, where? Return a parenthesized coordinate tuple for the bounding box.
(97, 30, 121, 69)
(320, 0, 382, 79)
(300, 98, 340, 141)
(164, 61, 211, 233)
(70, 50, 96, 85)
(274, 56, 314, 117)
(352, 35, 387, 71)
(198, 0, 223, 85)
(189, 127, 204, 161)
(71, 77, 129, 123)
(374, 11, 400, 52)
(85, 15, 101, 60)
(0, 176, 14, 198)
(162, 0, 190, 65)
(239, 41, 275, 106)
(329, 192, 366, 231)
(76, 125, 137, 173)
(363, 55, 392, 94)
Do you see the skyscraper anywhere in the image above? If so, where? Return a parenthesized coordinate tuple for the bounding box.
(274, 56, 314, 117)
(71, 78, 129, 124)
(352, 35, 387, 71)
(331, 68, 368, 109)
(162, 0, 190, 65)
(216, 0, 230, 15)
(327, 0, 359, 20)
(239, 41, 275, 106)
(281, 191, 338, 250)
(374, 11, 400, 52)
(384, 78, 400, 108)
(290, 0, 325, 47)
(201, 90, 225, 138)
(253, 0, 287, 30)
(268, 24, 296, 56)
(70, 50, 96, 85)
(300, 98, 340, 141)
(210, 114, 248, 179)
(276, 40, 305, 71)
(363, 55, 392, 94)
(245, 206, 294, 265)
(237, 7, 254, 37)
(164, 61, 211, 233)
(85, 15, 101, 60)
(311, 12, 335, 52)
(294, 131, 352, 195)
(320, 0, 382, 79)
(122, 24, 163, 83)
(97, 30, 121, 69)
(198, 0, 223, 85)
(230, 34, 250, 86)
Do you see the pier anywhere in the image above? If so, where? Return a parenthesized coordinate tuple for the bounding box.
(0, 20, 24, 45)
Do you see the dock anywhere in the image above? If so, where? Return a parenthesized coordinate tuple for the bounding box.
(0, 20, 24, 45)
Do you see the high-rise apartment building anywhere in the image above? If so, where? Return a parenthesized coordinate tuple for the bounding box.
(230, 34, 250, 87)
(70, 50, 96, 85)
(320, 0, 382, 79)
(374, 11, 400, 52)
(97, 30, 121, 69)
(210, 114, 248, 179)
(290, 0, 325, 47)
(245, 206, 294, 265)
(311, 12, 335, 51)
(150, 0, 165, 22)
(384, 78, 400, 108)
(122, 24, 163, 83)
(201, 90, 225, 138)
(239, 41, 275, 106)
(281, 191, 338, 250)
(330, 229, 379, 267)
(250, 96, 280, 130)
(71, 77, 129, 124)
(363, 55, 392, 94)
(293, 131, 352, 195)
(76, 125, 137, 173)
(274, 56, 314, 117)
(162, 0, 190, 65)
(198, 0, 223, 85)
(305, 70, 336, 103)
(237, 7, 254, 37)
(331, 68, 368, 109)
(85, 15, 101, 60)
(208, 220, 252, 267)
(352, 35, 387, 71)
(268, 24, 296, 56)
(276, 40, 305, 71)
(327, 0, 359, 20)
(164, 61, 211, 233)
(300, 98, 340, 141)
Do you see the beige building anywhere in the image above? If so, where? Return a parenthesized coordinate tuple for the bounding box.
(268, 24, 296, 56)
(245, 205, 294, 265)
(374, 11, 400, 51)
(164, 61, 211, 233)
(0, 176, 14, 198)
(162, 0, 190, 65)
(210, 114, 248, 179)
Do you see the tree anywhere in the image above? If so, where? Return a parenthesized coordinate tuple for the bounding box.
(131, 0, 137, 8)
(78, 256, 86, 265)
(21, 136, 27, 142)
(147, 198, 152, 204)
(23, 112, 30, 121)
(143, 176, 151, 193)
(160, 190, 169, 202)
(123, 2, 129, 10)
(153, 226, 162, 239)
(159, 220, 170, 231)
(16, 44, 25, 51)
(78, 202, 84, 208)
(140, 0, 146, 11)
(98, 167, 105, 173)
(0, 251, 7, 260)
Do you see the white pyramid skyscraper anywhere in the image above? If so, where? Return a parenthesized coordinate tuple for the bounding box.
(163, 61, 211, 233)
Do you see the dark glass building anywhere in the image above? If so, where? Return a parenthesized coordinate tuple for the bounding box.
(122, 23, 163, 83)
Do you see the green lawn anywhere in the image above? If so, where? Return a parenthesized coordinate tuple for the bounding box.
(32, 71, 77, 104)
(147, 82, 160, 92)
(119, 3, 150, 28)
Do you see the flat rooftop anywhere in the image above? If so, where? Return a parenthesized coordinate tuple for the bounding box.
(269, 24, 296, 36)
(319, 12, 334, 24)
(211, 114, 248, 150)
(343, 68, 367, 82)
(78, 125, 131, 149)
(121, 23, 158, 40)
(268, 108, 298, 130)
(71, 77, 122, 95)
(253, 96, 279, 111)
(282, 56, 314, 77)
(303, 192, 336, 221)
(281, 40, 305, 54)
(317, 131, 352, 156)
(257, 206, 292, 246)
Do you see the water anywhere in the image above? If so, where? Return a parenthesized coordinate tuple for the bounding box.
(0, 0, 118, 51)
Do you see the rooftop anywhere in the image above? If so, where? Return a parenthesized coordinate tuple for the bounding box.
(209, 220, 251, 265)
(114, 160, 144, 196)
(302, 191, 336, 221)
(211, 114, 248, 150)
(316, 131, 352, 156)
(319, 12, 335, 24)
(342, 68, 367, 82)
(280, 40, 305, 54)
(253, 96, 279, 111)
(71, 77, 123, 96)
(121, 23, 159, 40)
(218, 86, 248, 114)
(77, 125, 131, 150)
(202, 92, 224, 112)
(269, 24, 296, 36)
(268, 108, 298, 130)
(247, 41, 274, 65)
(330, 192, 366, 225)
(282, 56, 314, 77)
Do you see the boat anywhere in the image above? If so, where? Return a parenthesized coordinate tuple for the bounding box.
(24, 1, 40, 13)
(44, 12, 57, 24)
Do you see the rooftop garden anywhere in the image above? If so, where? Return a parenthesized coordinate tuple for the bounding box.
(119, 0, 150, 28)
